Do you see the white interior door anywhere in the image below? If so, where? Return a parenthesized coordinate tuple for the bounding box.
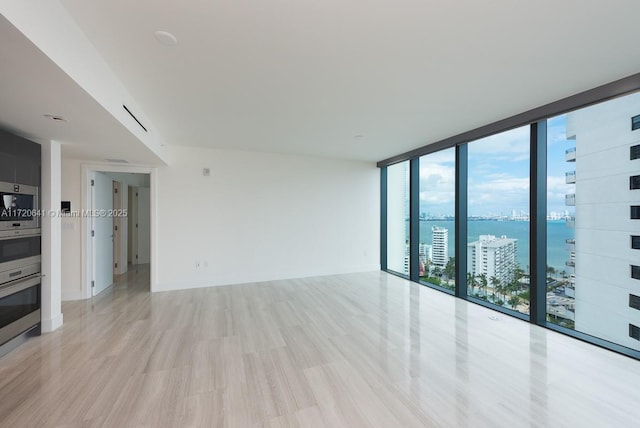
(92, 172, 114, 295)
(112, 180, 124, 275)
(128, 185, 136, 264)
(136, 187, 151, 264)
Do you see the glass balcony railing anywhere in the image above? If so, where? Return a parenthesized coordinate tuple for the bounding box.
(566, 147, 576, 162)
(565, 239, 575, 251)
(566, 170, 576, 183)
(565, 193, 576, 206)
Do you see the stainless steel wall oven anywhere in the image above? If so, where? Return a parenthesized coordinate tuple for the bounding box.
(0, 181, 39, 234)
(0, 273, 40, 348)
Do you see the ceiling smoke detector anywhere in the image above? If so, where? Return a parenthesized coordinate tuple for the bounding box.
(154, 30, 178, 46)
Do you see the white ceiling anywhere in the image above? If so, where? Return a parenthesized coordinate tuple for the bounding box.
(4, 1, 640, 163)
(0, 14, 164, 164)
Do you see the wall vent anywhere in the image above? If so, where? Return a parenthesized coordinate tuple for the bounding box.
(123, 105, 147, 133)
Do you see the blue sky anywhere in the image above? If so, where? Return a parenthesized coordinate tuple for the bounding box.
(417, 115, 574, 217)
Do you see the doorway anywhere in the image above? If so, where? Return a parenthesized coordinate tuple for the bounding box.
(128, 186, 151, 266)
(81, 164, 156, 299)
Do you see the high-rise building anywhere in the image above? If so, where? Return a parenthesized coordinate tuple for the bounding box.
(566, 92, 640, 350)
(432, 226, 448, 268)
(404, 242, 432, 276)
(467, 235, 517, 286)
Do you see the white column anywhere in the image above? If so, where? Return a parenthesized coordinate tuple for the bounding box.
(41, 140, 63, 332)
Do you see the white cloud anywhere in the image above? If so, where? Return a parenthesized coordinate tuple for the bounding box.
(468, 176, 529, 214)
(468, 126, 530, 161)
(418, 158, 456, 213)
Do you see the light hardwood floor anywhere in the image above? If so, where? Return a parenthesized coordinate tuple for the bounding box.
(1, 266, 640, 427)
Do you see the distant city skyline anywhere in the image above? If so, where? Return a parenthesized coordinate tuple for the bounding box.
(417, 116, 574, 217)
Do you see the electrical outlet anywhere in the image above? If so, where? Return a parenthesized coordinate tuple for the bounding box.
(195, 261, 201, 269)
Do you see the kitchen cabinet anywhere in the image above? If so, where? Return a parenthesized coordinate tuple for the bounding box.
(0, 129, 40, 186)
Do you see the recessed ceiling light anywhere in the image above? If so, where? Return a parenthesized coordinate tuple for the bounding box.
(43, 114, 67, 122)
(154, 30, 178, 46)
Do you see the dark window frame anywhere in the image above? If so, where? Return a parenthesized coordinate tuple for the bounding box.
(379, 72, 640, 361)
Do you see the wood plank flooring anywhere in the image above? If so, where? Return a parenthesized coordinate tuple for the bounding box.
(1, 266, 640, 427)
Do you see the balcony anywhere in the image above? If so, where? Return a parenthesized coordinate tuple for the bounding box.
(565, 239, 575, 251)
(566, 147, 576, 162)
(566, 171, 576, 184)
(565, 193, 576, 206)
(566, 216, 575, 228)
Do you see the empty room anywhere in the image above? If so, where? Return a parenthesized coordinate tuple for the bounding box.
(1, 1, 640, 427)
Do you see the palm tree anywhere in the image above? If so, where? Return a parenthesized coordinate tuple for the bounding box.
(508, 295, 521, 310)
(490, 276, 500, 301)
(514, 266, 525, 282)
(478, 273, 488, 297)
(546, 265, 556, 280)
(445, 257, 455, 279)
(507, 281, 519, 298)
(467, 272, 476, 296)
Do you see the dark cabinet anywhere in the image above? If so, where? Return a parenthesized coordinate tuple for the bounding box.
(0, 129, 40, 186)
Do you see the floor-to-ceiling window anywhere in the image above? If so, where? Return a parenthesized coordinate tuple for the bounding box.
(386, 161, 410, 276)
(546, 91, 640, 352)
(379, 75, 640, 359)
(546, 114, 576, 329)
(467, 126, 530, 314)
(418, 148, 456, 291)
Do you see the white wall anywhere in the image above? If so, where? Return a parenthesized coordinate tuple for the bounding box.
(61, 158, 83, 300)
(41, 140, 63, 331)
(155, 146, 379, 291)
(61, 147, 379, 298)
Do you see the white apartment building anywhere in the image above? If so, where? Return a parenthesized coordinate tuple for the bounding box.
(467, 234, 517, 286)
(403, 242, 432, 276)
(567, 92, 640, 351)
(432, 226, 449, 268)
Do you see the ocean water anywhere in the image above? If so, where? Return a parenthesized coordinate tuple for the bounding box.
(411, 219, 573, 272)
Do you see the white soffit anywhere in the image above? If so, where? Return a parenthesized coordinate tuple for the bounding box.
(9, 0, 640, 162)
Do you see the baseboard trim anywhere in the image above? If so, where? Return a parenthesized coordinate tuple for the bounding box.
(156, 264, 382, 292)
(41, 313, 63, 332)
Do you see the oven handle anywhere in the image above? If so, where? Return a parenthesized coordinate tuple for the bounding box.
(0, 230, 41, 240)
(0, 275, 40, 299)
